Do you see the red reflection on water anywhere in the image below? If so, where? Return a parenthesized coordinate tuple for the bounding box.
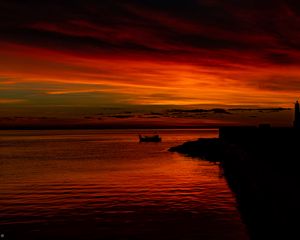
(0, 130, 249, 240)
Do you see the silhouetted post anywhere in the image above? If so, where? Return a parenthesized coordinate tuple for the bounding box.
(294, 100, 300, 128)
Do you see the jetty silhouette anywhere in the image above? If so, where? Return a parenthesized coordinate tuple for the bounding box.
(170, 101, 300, 240)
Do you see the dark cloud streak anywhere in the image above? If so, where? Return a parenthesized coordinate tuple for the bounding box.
(2, 0, 300, 67)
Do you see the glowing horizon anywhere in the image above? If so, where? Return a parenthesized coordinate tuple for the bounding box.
(1, 1, 300, 126)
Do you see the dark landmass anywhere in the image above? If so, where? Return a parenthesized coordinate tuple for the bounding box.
(170, 127, 300, 240)
(228, 108, 291, 112)
(169, 138, 225, 161)
(167, 108, 232, 114)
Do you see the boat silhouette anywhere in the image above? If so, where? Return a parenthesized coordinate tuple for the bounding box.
(139, 134, 162, 142)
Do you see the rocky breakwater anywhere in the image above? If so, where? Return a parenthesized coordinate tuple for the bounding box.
(170, 128, 300, 240)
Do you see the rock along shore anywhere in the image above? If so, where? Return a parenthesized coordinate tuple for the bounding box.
(169, 134, 300, 240)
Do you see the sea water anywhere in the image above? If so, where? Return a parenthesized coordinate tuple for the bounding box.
(0, 129, 249, 240)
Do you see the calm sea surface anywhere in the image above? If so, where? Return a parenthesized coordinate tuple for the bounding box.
(0, 129, 249, 240)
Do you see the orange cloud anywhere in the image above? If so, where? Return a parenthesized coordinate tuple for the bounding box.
(0, 98, 26, 104)
(1, 0, 300, 126)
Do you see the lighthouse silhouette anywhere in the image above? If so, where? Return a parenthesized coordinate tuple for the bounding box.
(294, 100, 300, 128)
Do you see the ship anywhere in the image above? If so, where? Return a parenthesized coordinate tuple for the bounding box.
(139, 134, 162, 142)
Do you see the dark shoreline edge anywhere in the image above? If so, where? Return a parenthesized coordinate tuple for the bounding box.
(169, 137, 300, 240)
(169, 138, 225, 162)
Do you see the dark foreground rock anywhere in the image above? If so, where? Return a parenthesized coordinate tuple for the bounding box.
(169, 138, 225, 162)
(170, 137, 300, 240)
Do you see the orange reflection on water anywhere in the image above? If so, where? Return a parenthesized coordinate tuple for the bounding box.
(0, 129, 249, 240)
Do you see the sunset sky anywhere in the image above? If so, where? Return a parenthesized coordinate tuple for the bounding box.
(1, 0, 300, 127)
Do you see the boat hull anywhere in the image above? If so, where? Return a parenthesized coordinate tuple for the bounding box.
(139, 135, 162, 142)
